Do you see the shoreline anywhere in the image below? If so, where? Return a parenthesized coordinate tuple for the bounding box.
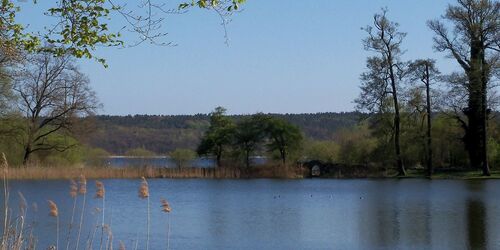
(2, 165, 303, 180)
(2, 166, 500, 180)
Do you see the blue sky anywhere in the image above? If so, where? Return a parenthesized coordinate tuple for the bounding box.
(20, 0, 458, 115)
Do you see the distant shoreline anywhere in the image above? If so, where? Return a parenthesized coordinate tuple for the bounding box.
(3, 166, 500, 180)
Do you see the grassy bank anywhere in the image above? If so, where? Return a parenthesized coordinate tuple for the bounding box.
(399, 169, 500, 180)
(3, 165, 304, 180)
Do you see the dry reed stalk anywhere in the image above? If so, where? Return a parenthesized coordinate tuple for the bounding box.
(88, 223, 99, 250)
(14, 215, 25, 250)
(25, 202, 38, 250)
(17, 192, 27, 218)
(87, 208, 101, 250)
(160, 199, 171, 213)
(133, 231, 139, 250)
(75, 174, 87, 250)
(1, 153, 9, 249)
(107, 208, 114, 250)
(14, 192, 27, 249)
(138, 177, 150, 250)
(160, 198, 172, 250)
(103, 224, 113, 250)
(118, 240, 125, 250)
(95, 180, 106, 250)
(65, 179, 78, 250)
(2, 166, 250, 180)
(48, 200, 59, 250)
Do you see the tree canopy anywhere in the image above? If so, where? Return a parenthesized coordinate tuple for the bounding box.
(0, 0, 245, 66)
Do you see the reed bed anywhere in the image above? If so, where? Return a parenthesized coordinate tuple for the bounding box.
(1, 152, 303, 250)
(3, 165, 304, 180)
(0, 153, 178, 250)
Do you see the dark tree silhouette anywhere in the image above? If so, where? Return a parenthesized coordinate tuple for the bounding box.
(407, 59, 441, 176)
(428, 0, 500, 175)
(357, 9, 407, 176)
(197, 107, 235, 167)
(265, 117, 303, 165)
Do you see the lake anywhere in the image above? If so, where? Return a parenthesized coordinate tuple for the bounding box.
(3, 179, 500, 249)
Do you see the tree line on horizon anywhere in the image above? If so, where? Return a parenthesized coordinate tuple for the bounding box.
(0, 0, 499, 176)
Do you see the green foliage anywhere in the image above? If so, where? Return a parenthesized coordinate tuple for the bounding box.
(0, 67, 14, 115)
(170, 148, 196, 168)
(0, 137, 24, 166)
(430, 115, 468, 168)
(179, 0, 246, 11)
(88, 112, 360, 155)
(197, 107, 235, 166)
(265, 117, 303, 164)
(302, 140, 340, 163)
(0, 1, 40, 58)
(335, 124, 378, 165)
(0, 115, 111, 167)
(233, 114, 268, 167)
(83, 147, 110, 167)
(30, 132, 77, 165)
(0, 0, 245, 66)
(0, 0, 119, 66)
(43, 0, 122, 66)
(124, 148, 156, 157)
(0, 115, 24, 166)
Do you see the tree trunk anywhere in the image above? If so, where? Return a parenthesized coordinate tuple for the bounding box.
(465, 41, 490, 175)
(281, 150, 286, 166)
(425, 64, 433, 177)
(393, 105, 405, 176)
(388, 57, 405, 176)
(22, 145, 31, 165)
(216, 146, 222, 167)
(216, 153, 222, 168)
(464, 83, 483, 171)
(245, 150, 250, 168)
(481, 56, 490, 176)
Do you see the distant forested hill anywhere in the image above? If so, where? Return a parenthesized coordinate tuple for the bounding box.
(84, 112, 362, 154)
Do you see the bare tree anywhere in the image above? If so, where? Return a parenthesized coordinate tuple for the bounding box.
(14, 52, 99, 165)
(428, 0, 500, 175)
(357, 9, 407, 176)
(407, 59, 441, 176)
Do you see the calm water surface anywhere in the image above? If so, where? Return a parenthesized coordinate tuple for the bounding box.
(3, 179, 500, 249)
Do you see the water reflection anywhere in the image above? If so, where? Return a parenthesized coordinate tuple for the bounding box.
(467, 199, 486, 250)
(465, 181, 487, 250)
(2, 179, 500, 249)
(358, 181, 433, 249)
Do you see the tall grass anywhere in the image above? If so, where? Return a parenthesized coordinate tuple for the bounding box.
(0, 153, 35, 250)
(138, 177, 150, 250)
(1, 153, 9, 249)
(161, 198, 172, 250)
(95, 180, 106, 250)
(47, 200, 59, 250)
(75, 174, 87, 250)
(0, 153, 315, 249)
(0, 162, 176, 250)
(3, 165, 304, 180)
(65, 179, 78, 250)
